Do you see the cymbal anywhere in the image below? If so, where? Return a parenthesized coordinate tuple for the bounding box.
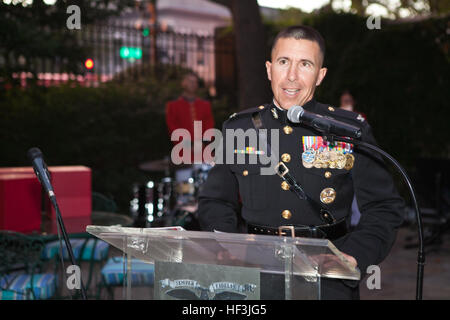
(139, 158, 191, 172)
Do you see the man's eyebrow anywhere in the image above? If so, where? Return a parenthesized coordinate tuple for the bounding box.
(275, 56, 316, 66)
(300, 58, 315, 66)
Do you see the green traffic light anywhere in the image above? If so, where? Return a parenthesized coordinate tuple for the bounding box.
(120, 47, 129, 58)
(120, 47, 142, 60)
(142, 28, 150, 37)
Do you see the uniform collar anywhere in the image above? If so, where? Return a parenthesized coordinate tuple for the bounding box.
(269, 98, 317, 123)
(302, 98, 317, 111)
(180, 96, 197, 103)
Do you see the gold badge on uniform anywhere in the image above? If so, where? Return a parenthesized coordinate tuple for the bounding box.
(320, 187, 336, 204)
(344, 153, 354, 170)
(283, 126, 293, 135)
(301, 136, 354, 170)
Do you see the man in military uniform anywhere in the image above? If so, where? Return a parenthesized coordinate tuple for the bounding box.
(197, 25, 404, 299)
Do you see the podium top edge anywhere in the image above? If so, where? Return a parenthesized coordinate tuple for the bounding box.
(86, 225, 330, 246)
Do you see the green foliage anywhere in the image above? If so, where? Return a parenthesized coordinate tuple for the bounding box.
(265, 7, 308, 28)
(0, 63, 230, 212)
(314, 14, 449, 169)
(0, 69, 178, 212)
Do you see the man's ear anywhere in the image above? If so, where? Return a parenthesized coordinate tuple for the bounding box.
(316, 67, 327, 86)
(265, 61, 272, 81)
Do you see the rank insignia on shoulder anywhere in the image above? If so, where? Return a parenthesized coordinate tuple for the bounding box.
(301, 136, 354, 170)
(356, 114, 365, 122)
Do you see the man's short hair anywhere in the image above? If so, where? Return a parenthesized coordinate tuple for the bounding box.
(271, 25, 326, 62)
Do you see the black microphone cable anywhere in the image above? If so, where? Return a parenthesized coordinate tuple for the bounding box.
(324, 135, 425, 300)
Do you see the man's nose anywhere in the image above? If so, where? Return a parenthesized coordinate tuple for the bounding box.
(287, 64, 297, 82)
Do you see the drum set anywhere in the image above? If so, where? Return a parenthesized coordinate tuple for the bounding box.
(130, 157, 212, 230)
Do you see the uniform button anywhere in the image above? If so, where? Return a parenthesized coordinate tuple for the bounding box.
(283, 126, 293, 135)
(282, 210, 292, 219)
(281, 181, 290, 190)
(328, 106, 335, 111)
(324, 171, 332, 178)
(281, 153, 291, 163)
(242, 170, 249, 176)
(258, 105, 265, 110)
(320, 188, 336, 204)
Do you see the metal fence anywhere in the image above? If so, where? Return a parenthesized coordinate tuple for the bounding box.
(2, 22, 234, 90)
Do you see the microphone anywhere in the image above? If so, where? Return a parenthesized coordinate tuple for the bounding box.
(27, 147, 55, 198)
(287, 105, 362, 139)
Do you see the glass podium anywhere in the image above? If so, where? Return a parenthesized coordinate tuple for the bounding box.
(87, 225, 360, 300)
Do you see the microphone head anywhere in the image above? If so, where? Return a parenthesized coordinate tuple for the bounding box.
(27, 147, 43, 162)
(287, 105, 304, 123)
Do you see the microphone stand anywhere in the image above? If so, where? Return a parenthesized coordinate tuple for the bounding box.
(28, 147, 88, 299)
(48, 195, 88, 300)
(324, 134, 425, 300)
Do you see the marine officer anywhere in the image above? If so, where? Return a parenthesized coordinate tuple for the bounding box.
(197, 25, 404, 299)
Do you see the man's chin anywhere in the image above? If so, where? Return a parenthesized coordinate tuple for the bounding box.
(274, 96, 308, 110)
(279, 102, 302, 110)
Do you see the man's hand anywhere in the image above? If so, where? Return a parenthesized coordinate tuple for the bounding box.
(216, 249, 237, 262)
(341, 252, 357, 269)
(309, 252, 358, 270)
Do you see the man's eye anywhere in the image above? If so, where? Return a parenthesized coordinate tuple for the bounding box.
(279, 59, 288, 65)
(302, 61, 311, 67)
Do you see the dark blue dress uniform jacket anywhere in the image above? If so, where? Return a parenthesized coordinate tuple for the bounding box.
(198, 98, 404, 299)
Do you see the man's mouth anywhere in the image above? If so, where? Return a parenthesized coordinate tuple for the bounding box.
(283, 88, 300, 96)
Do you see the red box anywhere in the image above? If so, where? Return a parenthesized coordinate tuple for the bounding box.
(0, 166, 92, 220)
(45, 166, 92, 219)
(0, 167, 35, 175)
(0, 174, 42, 233)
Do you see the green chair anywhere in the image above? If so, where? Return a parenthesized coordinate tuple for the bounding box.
(41, 233, 110, 299)
(0, 231, 58, 300)
(97, 256, 155, 299)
